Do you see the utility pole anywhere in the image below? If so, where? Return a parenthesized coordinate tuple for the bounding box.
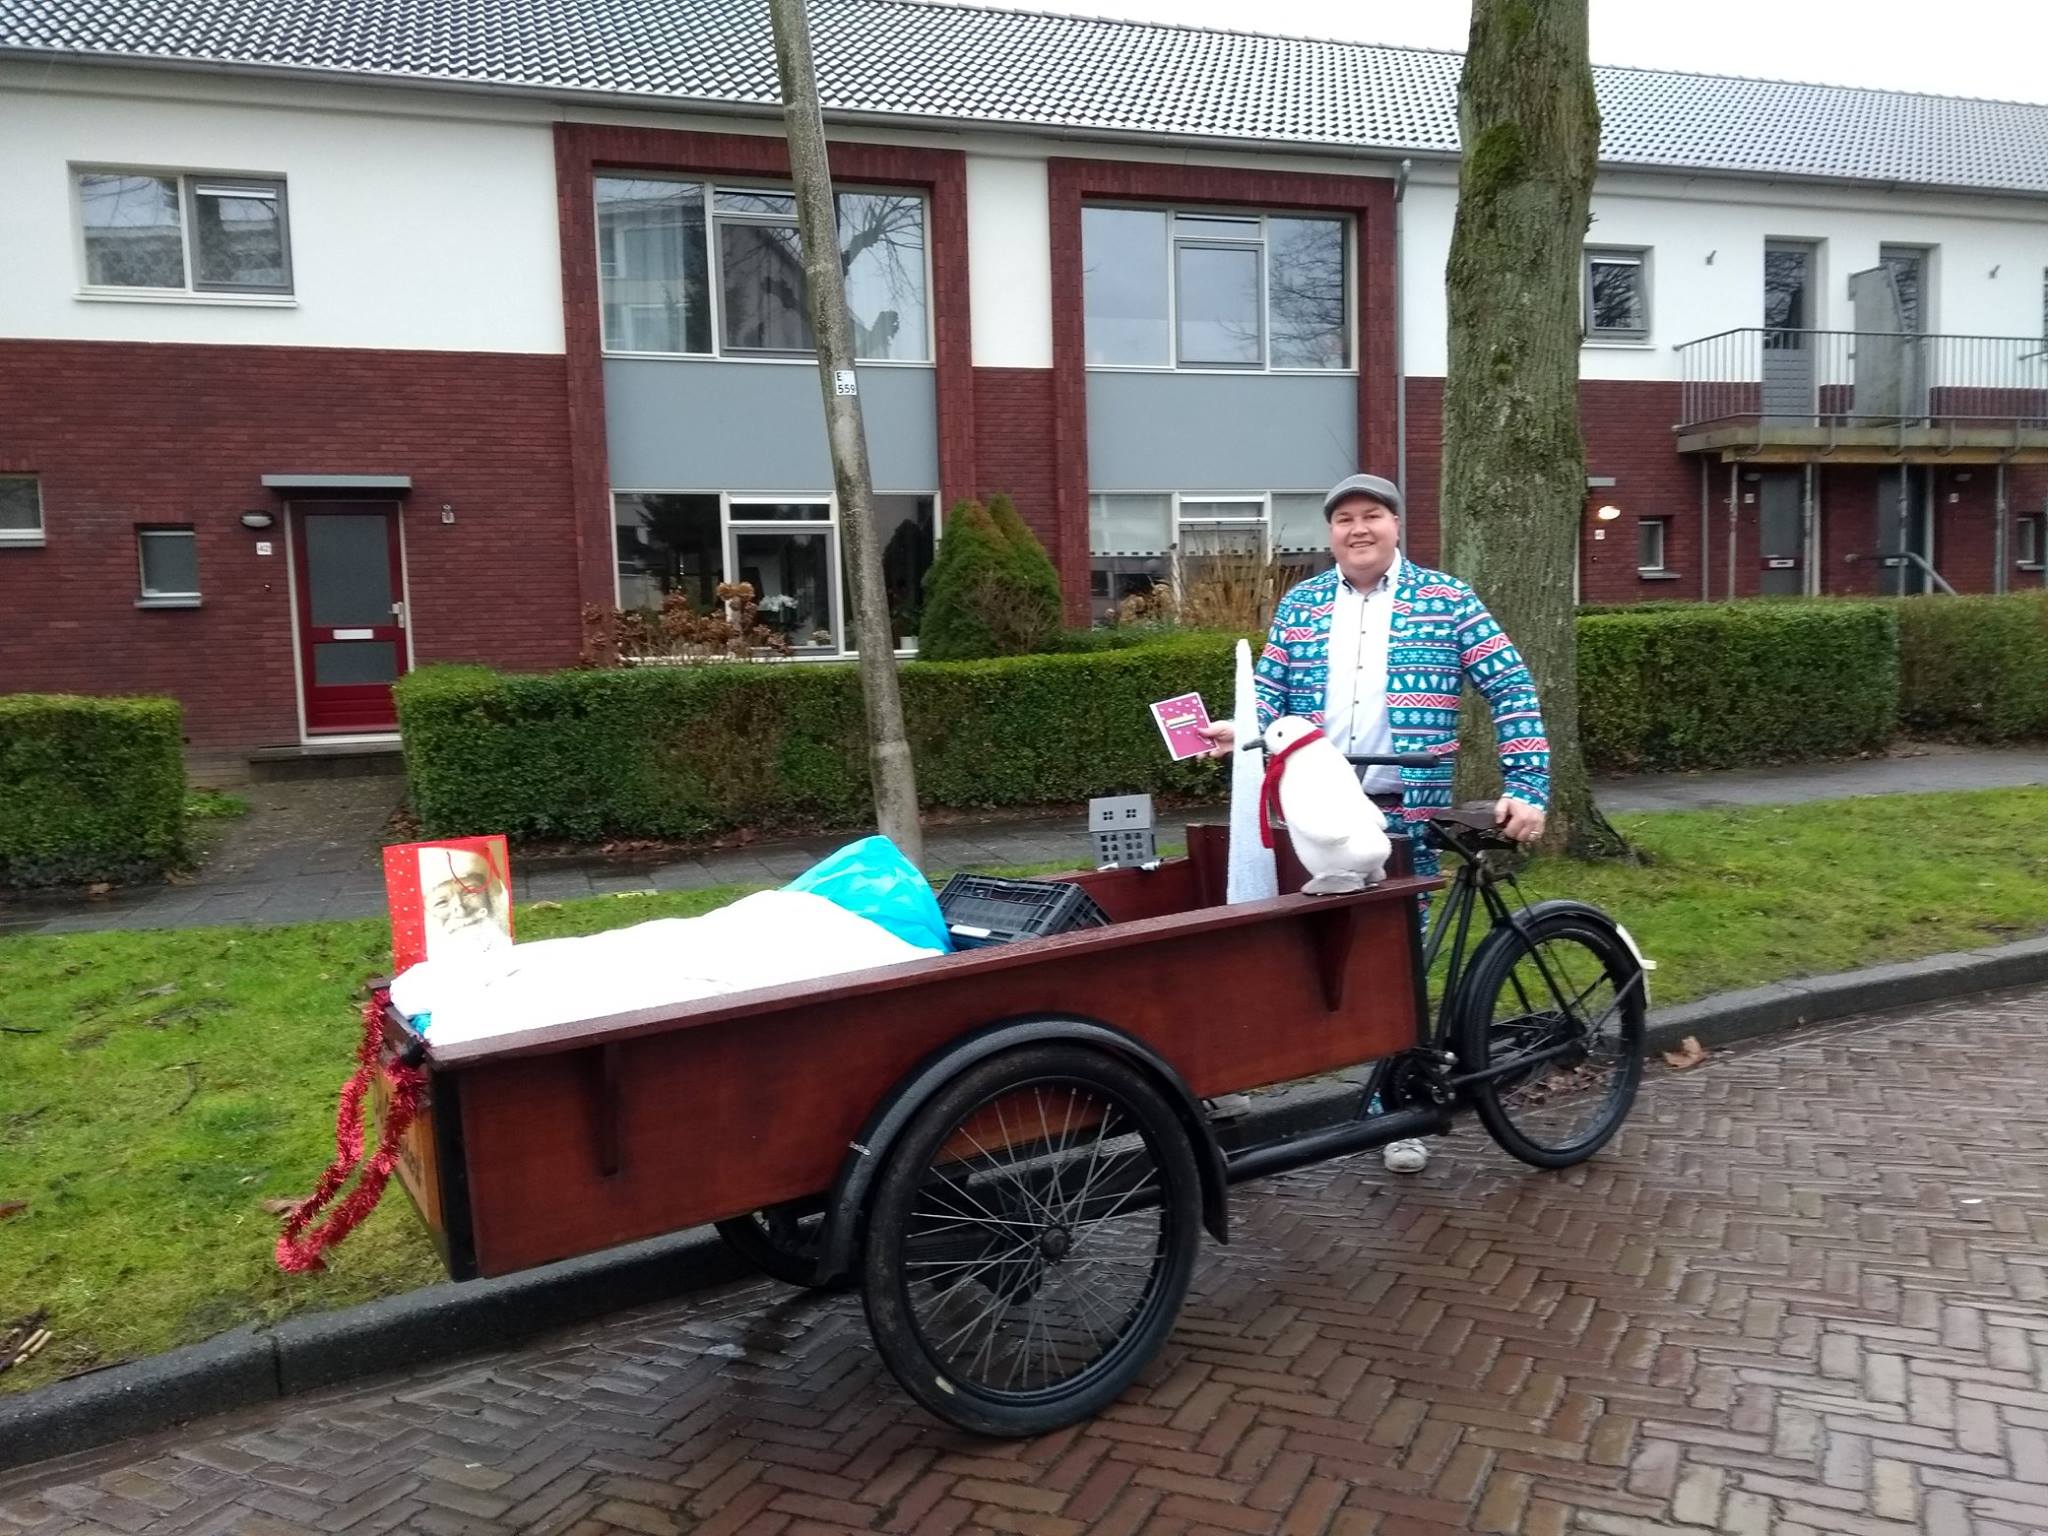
(769, 0, 924, 863)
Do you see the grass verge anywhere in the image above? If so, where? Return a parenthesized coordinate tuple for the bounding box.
(2, 786, 2044, 1393)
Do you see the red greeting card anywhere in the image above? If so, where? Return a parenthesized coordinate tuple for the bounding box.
(382, 835, 514, 974)
(1150, 692, 1215, 762)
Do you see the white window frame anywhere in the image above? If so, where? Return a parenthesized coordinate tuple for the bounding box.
(1174, 493, 1270, 558)
(0, 474, 44, 547)
(1583, 246, 1652, 345)
(2018, 511, 2044, 571)
(726, 494, 840, 652)
(595, 175, 935, 366)
(610, 488, 938, 657)
(1082, 205, 1357, 376)
(73, 167, 294, 302)
(1637, 517, 1670, 575)
(136, 526, 201, 606)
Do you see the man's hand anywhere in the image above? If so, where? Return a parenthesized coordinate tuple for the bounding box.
(1495, 796, 1546, 844)
(1197, 721, 1236, 760)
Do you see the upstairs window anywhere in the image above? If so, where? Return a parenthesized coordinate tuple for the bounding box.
(76, 170, 291, 295)
(1583, 247, 1650, 342)
(1082, 206, 1351, 371)
(596, 177, 930, 362)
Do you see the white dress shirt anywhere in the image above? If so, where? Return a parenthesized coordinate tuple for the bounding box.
(1323, 557, 1402, 795)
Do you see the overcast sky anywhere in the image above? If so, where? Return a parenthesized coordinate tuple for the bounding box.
(931, 0, 2048, 105)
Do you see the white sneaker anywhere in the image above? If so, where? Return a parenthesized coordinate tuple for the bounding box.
(1204, 1094, 1253, 1120)
(1383, 1138, 1429, 1174)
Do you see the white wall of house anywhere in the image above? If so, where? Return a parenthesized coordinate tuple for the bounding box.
(0, 66, 567, 353)
(1400, 168, 2048, 381)
(7, 61, 2044, 382)
(965, 152, 1054, 369)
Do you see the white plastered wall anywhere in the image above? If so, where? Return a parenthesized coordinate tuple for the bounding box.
(1400, 166, 2048, 380)
(0, 65, 567, 352)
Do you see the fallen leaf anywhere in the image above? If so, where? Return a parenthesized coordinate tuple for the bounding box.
(1661, 1035, 1709, 1071)
(86, 883, 113, 898)
(0, 1201, 26, 1221)
(260, 1197, 305, 1216)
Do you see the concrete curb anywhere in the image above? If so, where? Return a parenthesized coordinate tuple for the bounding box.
(5, 936, 2047, 1475)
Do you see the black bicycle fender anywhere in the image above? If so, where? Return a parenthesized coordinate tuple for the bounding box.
(813, 1014, 1231, 1285)
(1467, 898, 1648, 985)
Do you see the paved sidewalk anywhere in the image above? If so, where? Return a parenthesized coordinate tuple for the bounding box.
(2, 743, 2043, 938)
(5, 985, 2046, 1533)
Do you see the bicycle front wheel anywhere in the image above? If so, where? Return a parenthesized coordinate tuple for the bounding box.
(1456, 909, 1646, 1169)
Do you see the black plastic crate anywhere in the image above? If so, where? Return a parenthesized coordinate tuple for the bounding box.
(937, 874, 1110, 949)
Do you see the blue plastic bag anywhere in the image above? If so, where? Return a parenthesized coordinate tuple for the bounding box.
(784, 835, 952, 954)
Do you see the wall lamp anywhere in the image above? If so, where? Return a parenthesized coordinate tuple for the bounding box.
(239, 511, 275, 530)
(1594, 504, 1623, 522)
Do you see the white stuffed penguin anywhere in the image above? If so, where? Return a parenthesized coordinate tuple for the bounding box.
(1258, 716, 1393, 895)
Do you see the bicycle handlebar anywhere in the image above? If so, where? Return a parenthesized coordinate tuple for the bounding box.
(1236, 738, 1436, 770)
(1344, 753, 1439, 769)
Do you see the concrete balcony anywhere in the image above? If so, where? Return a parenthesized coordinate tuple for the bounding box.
(1675, 328, 2048, 463)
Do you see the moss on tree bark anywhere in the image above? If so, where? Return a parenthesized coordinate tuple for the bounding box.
(1442, 0, 1628, 858)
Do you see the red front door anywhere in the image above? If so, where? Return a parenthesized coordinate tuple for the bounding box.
(291, 501, 409, 734)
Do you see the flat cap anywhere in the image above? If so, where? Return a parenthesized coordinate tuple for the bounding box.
(1323, 473, 1403, 518)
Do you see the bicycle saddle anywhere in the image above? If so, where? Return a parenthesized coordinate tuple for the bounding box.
(1427, 802, 1504, 832)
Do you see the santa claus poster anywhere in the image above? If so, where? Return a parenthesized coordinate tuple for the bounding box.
(382, 835, 513, 974)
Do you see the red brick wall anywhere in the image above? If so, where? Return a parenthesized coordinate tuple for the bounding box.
(0, 339, 577, 750)
(1047, 158, 1398, 620)
(971, 367, 1058, 551)
(1819, 467, 1883, 595)
(1403, 377, 1702, 604)
(552, 124, 972, 612)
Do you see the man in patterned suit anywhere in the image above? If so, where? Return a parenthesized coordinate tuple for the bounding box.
(1200, 472, 1550, 1173)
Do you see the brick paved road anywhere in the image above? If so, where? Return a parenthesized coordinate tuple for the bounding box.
(6, 988, 2048, 1535)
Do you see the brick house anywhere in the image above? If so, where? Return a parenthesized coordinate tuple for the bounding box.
(2, 0, 2045, 763)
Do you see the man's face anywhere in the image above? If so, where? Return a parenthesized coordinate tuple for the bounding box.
(1327, 497, 1400, 582)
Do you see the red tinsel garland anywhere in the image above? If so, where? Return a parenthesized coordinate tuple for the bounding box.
(275, 995, 426, 1275)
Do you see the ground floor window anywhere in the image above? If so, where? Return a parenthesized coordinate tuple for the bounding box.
(136, 525, 200, 604)
(1637, 517, 1669, 574)
(613, 490, 934, 652)
(2018, 512, 2043, 570)
(0, 475, 43, 546)
(1087, 489, 1332, 622)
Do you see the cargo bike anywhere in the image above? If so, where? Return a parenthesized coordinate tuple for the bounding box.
(366, 755, 1651, 1438)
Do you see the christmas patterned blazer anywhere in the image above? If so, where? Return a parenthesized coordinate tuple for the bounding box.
(1254, 558, 1550, 871)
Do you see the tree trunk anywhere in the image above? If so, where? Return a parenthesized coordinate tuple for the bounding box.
(768, 0, 924, 864)
(1442, 0, 1627, 858)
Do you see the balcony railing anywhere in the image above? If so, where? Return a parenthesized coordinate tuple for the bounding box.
(1676, 328, 2048, 439)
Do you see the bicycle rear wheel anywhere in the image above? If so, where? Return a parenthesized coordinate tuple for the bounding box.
(1456, 909, 1646, 1169)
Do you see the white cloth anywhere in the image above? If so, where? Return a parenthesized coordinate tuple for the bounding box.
(1322, 558, 1400, 794)
(1226, 638, 1279, 904)
(388, 890, 945, 1046)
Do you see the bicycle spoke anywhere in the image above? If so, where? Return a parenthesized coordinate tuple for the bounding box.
(900, 1074, 1170, 1403)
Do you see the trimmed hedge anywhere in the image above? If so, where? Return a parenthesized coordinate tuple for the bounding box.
(406, 593, 2048, 842)
(399, 635, 1235, 840)
(0, 695, 187, 886)
(1577, 601, 1899, 772)
(1896, 591, 2048, 742)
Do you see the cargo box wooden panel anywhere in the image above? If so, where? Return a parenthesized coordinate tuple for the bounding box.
(381, 837, 1435, 1280)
